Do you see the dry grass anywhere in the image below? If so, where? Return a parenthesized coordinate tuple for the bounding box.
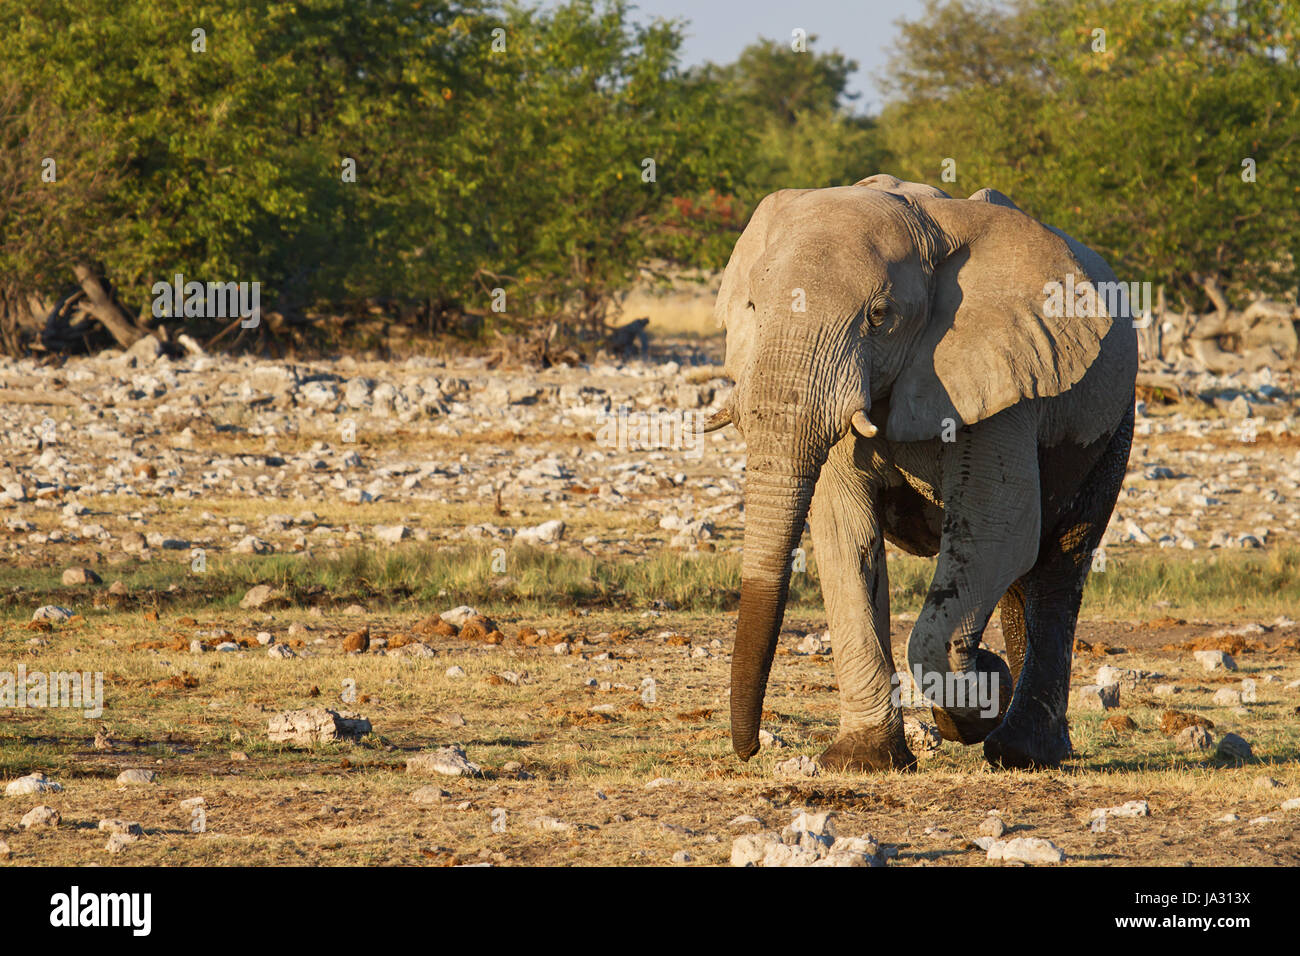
(2, 601, 1298, 867)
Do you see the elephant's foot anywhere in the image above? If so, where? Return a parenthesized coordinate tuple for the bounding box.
(983, 712, 1071, 770)
(819, 728, 917, 773)
(930, 649, 1012, 745)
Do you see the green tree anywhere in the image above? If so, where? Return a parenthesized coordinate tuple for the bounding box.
(881, 0, 1300, 308)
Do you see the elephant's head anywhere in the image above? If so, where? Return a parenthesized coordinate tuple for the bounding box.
(713, 174, 1114, 760)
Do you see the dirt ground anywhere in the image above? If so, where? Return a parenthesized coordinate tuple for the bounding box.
(2, 600, 1298, 867)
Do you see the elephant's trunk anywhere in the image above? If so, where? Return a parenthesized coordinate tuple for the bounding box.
(731, 468, 817, 760)
(728, 309, 867, 759)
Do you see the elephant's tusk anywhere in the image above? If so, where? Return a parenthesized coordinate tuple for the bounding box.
(700, 406, 733, 432)
(851, 410, 878, 438)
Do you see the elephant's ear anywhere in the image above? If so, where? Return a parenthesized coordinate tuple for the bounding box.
(715, 189, 811, 381)
(885, 198, 1114, 442)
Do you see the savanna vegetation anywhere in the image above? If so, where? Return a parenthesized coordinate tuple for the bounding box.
(2, 0, 1297, 354)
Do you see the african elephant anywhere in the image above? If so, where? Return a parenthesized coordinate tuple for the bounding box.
(705, 173, 1137, 771)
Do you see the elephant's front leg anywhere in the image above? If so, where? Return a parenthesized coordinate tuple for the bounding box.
(808, 441, 915, 772)
(907, 407, 1040, 747)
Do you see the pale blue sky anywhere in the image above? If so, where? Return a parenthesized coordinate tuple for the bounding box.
(620, 0, 931, 113)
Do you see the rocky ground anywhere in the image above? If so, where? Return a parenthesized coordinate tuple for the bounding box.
(1, 339, 1299, 867)
(1, 338, 1299, 563)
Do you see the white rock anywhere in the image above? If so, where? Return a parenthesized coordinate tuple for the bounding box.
(32, 605, 73, 622)
(407, 746, 482, 778)
(440, 606, 479, 627)
(267, 643, 296, 659)
(20, 805, 60, 829)
(4, 773, 63, 797)
(410, 786, 450, 806)
(1213, 687, 1242, 707)
(98, 819, 144, 836)
(644, 777, 680, 790)
(445, 665, 466, 678)
(1194, 650, 1237, 672)
(1091, 800, 1150, 820)
(986, 837, 1066, 864)
(730, 833, 772, 866)
(1240, 678, 1258, 703)
(515, 519, 566, 546)
(116, 769, 157, 785)
(774, 755, 820, 777)
(1072, 683, 1120, 711)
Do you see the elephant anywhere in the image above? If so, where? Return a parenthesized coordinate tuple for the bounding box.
(704, 173, 1137, 771)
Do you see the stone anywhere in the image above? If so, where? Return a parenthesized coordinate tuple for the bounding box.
(445, 665, 466, 678)
(239, 585, 286, 610)
(774, 755, 820, 777)
(671, 850, 693, 864)
(1215, 732, 1253, 764)
(232, 534, 272, 555)
(20, 805, 60, 829)
(515, 519, 565, 546)
(1072, 683, 1120, 711)
(1194, 649, 1237, 672)
(644, 777, 680, 789)
(978, 816, 1007, 838)
(1212, 688, 1242, 707)
(439, 605, 479, 627)
(256, 631, 274, 645)
(98, 819, 144, 836)
(267, 643, 296, 659)
(1091, 800, 1150, 820)
(1240, 678, 1258, 704)
(32, 605, 73, 622)
(189, 639, 206, 654)
(343, 627, 370, 653)
(1281, 798, 1300, 811)
(813, 835, 883, 867)
(986, 837, 1065, 864)
(758, 729, 788, 750)
(730, 834, 772, 866)
(1176, 724, 1215, 752)
(116, 769, 157, 785)
(410, 786, 451, 806)
(267, 708, 372, 745)
(0, 840, 9, 858)
(1254, 776, 1280, 791)
(407, 746, 482, 778)
(375, 524, 410, 544)
(795, 634, 828, 655)
(105, 832, 138, 854)
(62, 567, 102, 585)
(4, 773, 62, 797)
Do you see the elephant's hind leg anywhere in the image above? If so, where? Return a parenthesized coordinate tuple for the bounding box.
(984, 407, 1135, 770)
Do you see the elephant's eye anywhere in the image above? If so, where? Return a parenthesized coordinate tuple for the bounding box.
(866, 304, 889, 329)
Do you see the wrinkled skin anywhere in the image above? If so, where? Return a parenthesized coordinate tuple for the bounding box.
(713, 174, 1137, 772)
